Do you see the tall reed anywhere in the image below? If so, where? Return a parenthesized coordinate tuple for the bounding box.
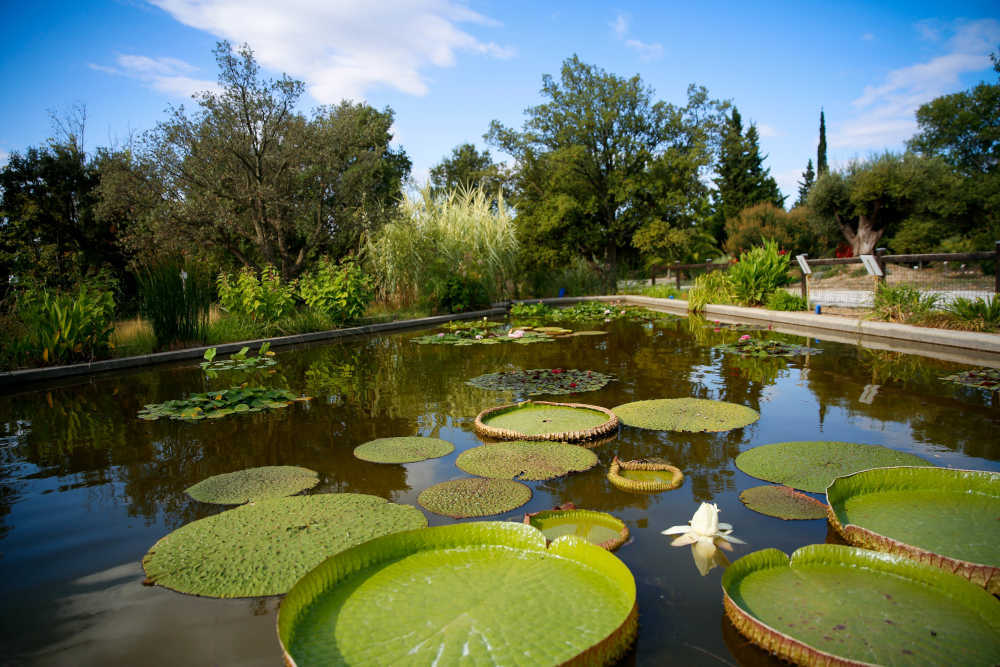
(138, 258, 214, 348)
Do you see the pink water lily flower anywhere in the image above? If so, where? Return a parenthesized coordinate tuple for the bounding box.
(508, 329, 525, 339)
(475, 335, 483, 340)
(739, 334, 751, 341)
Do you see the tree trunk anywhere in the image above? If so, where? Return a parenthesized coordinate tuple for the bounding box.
(852, 213, 884, 256)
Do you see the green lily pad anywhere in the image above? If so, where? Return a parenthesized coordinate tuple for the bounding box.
(137, 387, 302, 422)
(607, 457, 684, 493)
(569, 330, 608, 336)
(738, 485, 827, 520)
(827, 466, 1000, 593)
(715, 338, 819, 357)
(942, 367, 1000, 391)
(185, 466, 320, 504)
(722, 544, 1000, 666)
(410, 330, 554, 346)
(278, 522, 638, 666)
(524, 509, 629, 551)
(141, 493, 426, 597)
(353, 436, 454, 463)
(466, 369, 615, 396)
(612, 398, 759, 432)
(475, 401, 619, 442)
(456, 441, 598, 480)
(735, 441, 934, 493)
(417, 478, 532, 518)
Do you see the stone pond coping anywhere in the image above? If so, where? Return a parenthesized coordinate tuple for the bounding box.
(3, 295, 999, 390)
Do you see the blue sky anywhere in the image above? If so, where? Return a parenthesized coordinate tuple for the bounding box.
(2, 1, 998, 202)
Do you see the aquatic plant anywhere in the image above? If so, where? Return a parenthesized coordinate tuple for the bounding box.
(417, 478, 532, 518)
(137, 386, 304, 421)
(663, 502, 744, 576)
(410, 329, 553, 346)
(474, 401, 619, 442)
(738, 485, 827, 520)
(185, 466, 319, 504)
(714, 337, 818, 358)
(200, 342, 277, 373)
(456, 441, 598, 480)
(941, 367, 1000, 391)
(353, 436, 454, 464)
(523, 508, 629, 551)
(612, 397, 759, 432)
(607, 457, 684, 493)
(466, 369, 615, 396)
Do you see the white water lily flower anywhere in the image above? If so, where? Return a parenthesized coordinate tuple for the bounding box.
(662, 502, 745, 575)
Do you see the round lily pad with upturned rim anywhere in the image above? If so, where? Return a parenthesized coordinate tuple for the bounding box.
(418, 478, 532, 518)
(735, 441, 933, 493)
(456, 441, 598, 480)
(827, 466, 1000, 593)
(141, 493, 426, 598)
(278, 522, 638, 666)
(353, 436, 454, 463)
(524, 508, 629, 551)
(466, 369, 615, 396)
(722, 544, 1000, 666)
(607, 456, 684, 493)
(185, 466, 319, 504)
(611, 398, 759, 432)
(738, 485, 827, 520)
(474, 400, 619, 442)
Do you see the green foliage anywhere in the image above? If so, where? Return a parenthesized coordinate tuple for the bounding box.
(944, 296, 1000, 327)
(137, 386, 302, 421)
(138, 258, 213, 347)
(611, 397, 760, 432)
(426, 273, 490, 313)
(633, 219, 718, 266)
(524, 255, 606, 298)
(715, 337, 817, 357)
(796, 159, 816, 208)
(686, 269, 735, 312)
(509, 302, 554, 319)
(201, 342, 276, 374)
(765, 290, 808, 311)
(817, 110, 828, 176)
(619, 283, 685, 299)
(429, 143, 508, 201)
(217, 265, 296, 324)
(11, 282, 115, 365)
(297, 258, 372, 324)
(728, 240, 791, 306)
(870, 284, 941, 323)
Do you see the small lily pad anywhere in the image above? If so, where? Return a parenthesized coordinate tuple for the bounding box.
(738, 485, 827, 520)
(475, 401, 619, 442)
(607, 456, 684, 493)
(524, 509, 629, 551)
(137, 387, 302, 422)
(466, 369, 615, 396)
(185, 466, 320, 504)
(735, 441, 934, 493)
(417, 478, 532, 518)
(353, 437, 454, 463)
(723, 544, 1000, 665)
(141, 494, 427, 598)
(942, 367, 1000, 391)
(612, 398, 759, 432)
(456, 441, 598, 480)
(715, 339, 819, 357)
(827, 466, 1000, 593)
(569, 330, 608, 336)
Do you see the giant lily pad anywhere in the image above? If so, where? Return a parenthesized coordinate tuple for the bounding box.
(466, 369, 615, 396)
(137, 387, 304, 421)
(474, 400, 619, 442)
(418, 478, 532, 518)
(185, 466, 319, 504)
(524, 508, 629, 551)
(456, 441, 598, 480)
(942, 367, 1000, 391)
(738, 485, 827, 520)
(141, 493, 426, 597)
(722, 544, 1000, 665)
(353, 436, 454, 463)
(827, 466, 1000, 593)
(735, 441, 933, 493)
(278, 522, 638, 666)
(607, 456, 684, 493)
(612, 398, 759, 432)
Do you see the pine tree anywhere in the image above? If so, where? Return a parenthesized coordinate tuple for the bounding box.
(817, 110, 828, 176)
(744, 124, 785, 208)
(796, 159, 815, 207)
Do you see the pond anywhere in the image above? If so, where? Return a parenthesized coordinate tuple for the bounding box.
(1, 311, 997, 665)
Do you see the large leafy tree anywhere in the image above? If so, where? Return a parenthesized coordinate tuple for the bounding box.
(145, 42, 409, 277)
(429, 143, 507, 199)
(487, 56, 727, 286)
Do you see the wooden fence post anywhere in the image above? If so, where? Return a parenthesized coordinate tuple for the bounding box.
(799, 254, 808, 302)
(875, 248, 887, 286)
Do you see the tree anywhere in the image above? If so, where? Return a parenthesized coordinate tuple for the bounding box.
(795, 159, 815, 207)
(487, 56, 727, 288)
(145, 42, 409, 277)
(723, 202, 835, 257)
(808, 152, 963, 256)
(817, 110, 828, 176)
(429, 143, 507, 199)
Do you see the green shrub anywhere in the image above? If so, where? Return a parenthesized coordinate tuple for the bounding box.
(426, 273, 490, 313)
(138, 258, 214, 347)
(298, 258, 373, 324)
(620, 283, 684, 299)
(687, 270, 735, 313)
(728, 240, 791, 306)
(217, 265, 296, 324)
(14, 283, 115, 365)
(765, 291, 809, 311)
(870, 284, 940, 322)
(524, 255, 605, 298)
(944, 296, 1000, 327)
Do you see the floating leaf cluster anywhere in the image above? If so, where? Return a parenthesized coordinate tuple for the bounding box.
(142, 493, 427, 597)
(738, 484, 827, 520)
(456, 441, 598, 480)
(475, 401, 619, 442)
(353, 436, 454, 464)
(734, 441, 933, 493)
(941, 367, 1000, 391)
(466, 369, 615, 396)
(410, 329, 554, 346)
(714, 338, 819, 358)
(186, 466, 319, 504)
(137, 387, 305, 421)
(201, 343, 277, 373)
(417, 478, 532, 518)
(612, 398, 759, 432)
(510, 300, 675, 326)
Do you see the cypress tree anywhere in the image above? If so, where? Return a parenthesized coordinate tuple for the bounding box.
(796, 159, 815, 207)
(817, 110, 828, 175)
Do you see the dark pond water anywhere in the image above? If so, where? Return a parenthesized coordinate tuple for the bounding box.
(1, 313, 998, 666)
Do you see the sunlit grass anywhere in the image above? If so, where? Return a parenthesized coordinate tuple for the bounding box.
(111, 317, 157, 357)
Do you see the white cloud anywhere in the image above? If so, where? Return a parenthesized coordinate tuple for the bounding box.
(611, 11, 662, 61)
(757, 123, 778, 138)
(89, 55, 219, 98)
(834, 18, 1000, 150)
(611, 14, 628, 38)
(147, 0, 515, 102)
